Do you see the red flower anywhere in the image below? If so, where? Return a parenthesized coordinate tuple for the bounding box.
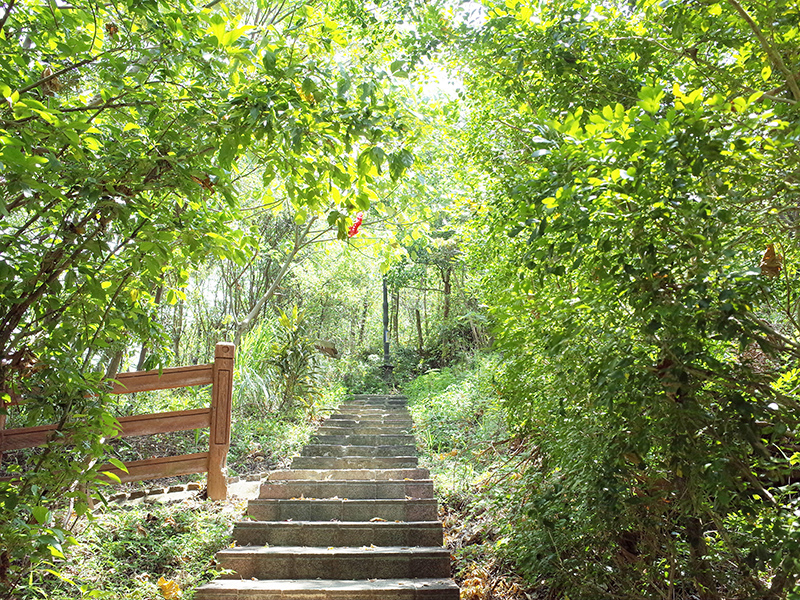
(348, 212, 364, 238)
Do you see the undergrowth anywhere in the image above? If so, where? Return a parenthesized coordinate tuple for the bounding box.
(403, 353, 535, 599)
(36, 498, 241, 599)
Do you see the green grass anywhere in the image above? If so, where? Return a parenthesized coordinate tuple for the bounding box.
(403, 353, 506, 496)
(32, 498, 242, 599)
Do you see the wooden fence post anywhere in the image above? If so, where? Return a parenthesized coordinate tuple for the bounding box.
(207, 342, 235, 500)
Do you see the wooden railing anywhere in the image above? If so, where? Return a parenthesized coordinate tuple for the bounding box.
(0, 342, 235, 500)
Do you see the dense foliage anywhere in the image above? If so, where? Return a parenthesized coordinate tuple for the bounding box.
(0, 0, 413, 595)
(430, 0, 800, 597)
(4, 0, 800, 598)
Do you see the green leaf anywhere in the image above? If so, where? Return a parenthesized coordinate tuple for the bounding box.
(262, 50, 277, 71)
(106, 457, 128, 473)
(637, 86, 664, 114)
(101, 471, 121, 484)
(31, 505, 50, 525)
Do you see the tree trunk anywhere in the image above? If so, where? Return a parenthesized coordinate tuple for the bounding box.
(423, 287, 428, 337)
(234, 218, 317, 347)
(415, 308, 424, 355)
(105, 350, 124, 379)
(468, 315, 481, 347)
(392, 289, 400, 345)
(172, 300, 184, 364)
(357, 300, 369, 345)
(685, 515, 720, 600)
(441, 266, 452, 321)
(136, 284, 163, 371)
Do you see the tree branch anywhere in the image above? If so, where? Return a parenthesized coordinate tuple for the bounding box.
(726, 0, 800, 101)
(17, 47, 126, 95)
(0, 0, 16, 33)
(234, 216, 318, 339)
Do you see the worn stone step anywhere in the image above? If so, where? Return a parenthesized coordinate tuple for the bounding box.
(319, 421, 412, 428)
(232, 520, 444, 547)
(267, 468, 430, 481)
(259, 479, 434, 499)
(216, 546, 451, 580)
(195, 578, 459, 599)
(290, 456, 418, 469)
(317, 426, 413, 435)
(349, 394, 408, 403)
(312, 434, 416, 446)
(301, 444, 417, 458)
(331, 409, 411, 416)
(328, 416, 411, 423)
(336, 406, 409, 412)
(324, 420, 414, 429)
(335, 404, 410, 414)
(322, 414, 410, 421)
(327, 411, 412, 421)
(246, 498, 438, 521)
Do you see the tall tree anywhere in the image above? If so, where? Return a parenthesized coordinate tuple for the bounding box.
(0, 0, 413, 594)
(416, 0, 800, 597)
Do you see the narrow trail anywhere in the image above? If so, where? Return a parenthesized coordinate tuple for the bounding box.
(196, 393, 460, 599)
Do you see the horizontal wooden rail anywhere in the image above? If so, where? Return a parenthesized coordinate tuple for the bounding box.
(1, 364, 214, 404)
(0, 342, 234, 500)
(99, 452, 210, 484)
(1, 408, 211, 452)
(111, 364, 213, 394)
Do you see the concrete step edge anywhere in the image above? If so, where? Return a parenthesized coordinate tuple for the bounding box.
(267, 468, 431, 481)
(218, 545, 450, 556)
(234, 520, 443, 528)
(196, 578, 457, 589)
(196, 578, 458, 589)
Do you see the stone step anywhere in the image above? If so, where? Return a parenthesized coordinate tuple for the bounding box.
(328, 412, 411, 419)
(195, 578, 459, 599)
(247, 498, 438, 521)
(317, 426, 413, 435)
(335, 407, 409, 414)
(301, 444, 417, 458)
(336, 406, 409, 412)
(232, 520, 444, 547)
(290, 456, 418, 470)
(312, 434, 416, 446)
(259, 479, 435, 499)
(349, 395, 408, 403)
(216, 546, 451, 580)
(267, 468, 431, 481)
(322, 419, 414, 429)
(328, 416, 411, 423)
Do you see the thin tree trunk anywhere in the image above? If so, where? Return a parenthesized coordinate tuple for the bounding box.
(441, 266, 452, 321)
(357, 300, 369, 345)
(105, 350, 124, 379)
(349, 307, 357, 351)
(137, 285, 163, 370)
(172, 300, 184, 364)
(415, 308, 424, 355)
(234, 217, 317, 347)
(468, 315, 481, 347)
(392, 289, 400, 345)
(423, 286, 428, 338)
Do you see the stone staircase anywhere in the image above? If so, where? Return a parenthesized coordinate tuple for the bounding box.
(195, 394, 460, 599)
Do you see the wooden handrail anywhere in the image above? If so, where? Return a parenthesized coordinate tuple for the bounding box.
(1, 408, 212, 452)
(0, 342, 235, 500)
(111, 364, 214, 394)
